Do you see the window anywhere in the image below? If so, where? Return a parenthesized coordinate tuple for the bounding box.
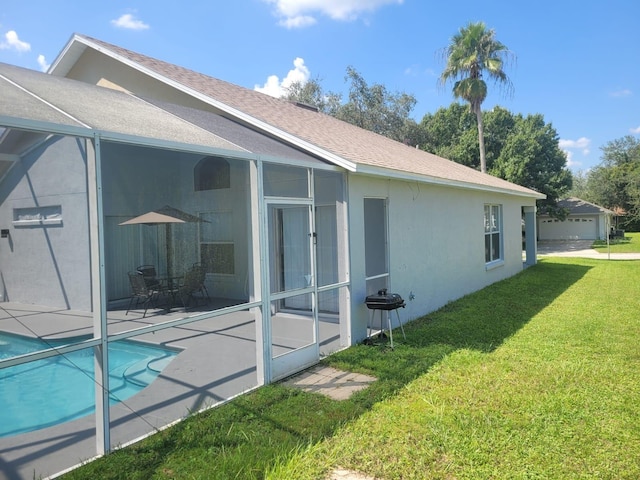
(194, 156, 230, 191)
(13, 205, 62, 226)
(364, 198, 388, 294)
(484, 204, 502, 263)
(200, 211, 234, 274)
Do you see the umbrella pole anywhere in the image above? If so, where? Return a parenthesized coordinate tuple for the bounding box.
(166, 223, 173, 281)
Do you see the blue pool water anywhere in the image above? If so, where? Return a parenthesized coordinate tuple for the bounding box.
(0, 332, 179, 438)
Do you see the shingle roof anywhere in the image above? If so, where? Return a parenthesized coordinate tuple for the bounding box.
(551, 197, 614, 215)
(54, 34, 545, 199)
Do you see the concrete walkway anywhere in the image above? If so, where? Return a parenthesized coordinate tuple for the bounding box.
(282, 365, 376, 401)
(537, 240, 640, 260)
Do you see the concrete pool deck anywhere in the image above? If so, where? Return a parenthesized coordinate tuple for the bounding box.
(0, 302, 343, 480)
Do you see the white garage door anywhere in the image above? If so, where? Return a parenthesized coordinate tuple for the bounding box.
(539, 217, 597, 240)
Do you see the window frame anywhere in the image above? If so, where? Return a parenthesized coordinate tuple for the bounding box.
(484, 204, 503, 266)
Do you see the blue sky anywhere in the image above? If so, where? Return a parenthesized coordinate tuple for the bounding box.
(1, 0, 638, 173)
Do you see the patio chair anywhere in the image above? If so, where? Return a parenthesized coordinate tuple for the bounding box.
(176, 264, 210, 309)
(190, 262, 211, 302)
(126, 271, 161, 317)
(137, 264, 162, 290)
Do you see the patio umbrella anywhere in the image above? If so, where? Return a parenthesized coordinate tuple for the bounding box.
(119, 205, 205, 280)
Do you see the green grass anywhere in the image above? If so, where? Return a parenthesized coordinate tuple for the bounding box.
(63, 258, 640, 479)
(592, 231, 640, 252)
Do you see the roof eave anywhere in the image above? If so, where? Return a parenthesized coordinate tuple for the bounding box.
(355, 164, 546, 200)
(47, 33, 88, 76)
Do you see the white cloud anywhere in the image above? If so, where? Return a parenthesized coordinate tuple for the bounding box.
(564, 150, 580, 169)
(630, 125, 640, 135)
(254, 57, 311, 98)
(404, 64, 437, 78)
(610, 88, 632, 97)
(279, 15, 317, 28)
(0, 30, 31, 52)
(560, 137, 591, 168)
(111, 14, 150, 30)
(37, 54, 50, 72)
(263, 0, 403, 28)
(559, 137, 591, 155)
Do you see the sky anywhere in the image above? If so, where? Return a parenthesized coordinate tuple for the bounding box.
(1, 0, 638, 173)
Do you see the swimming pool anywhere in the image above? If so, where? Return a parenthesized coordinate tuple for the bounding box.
(0, 332, 179, 438)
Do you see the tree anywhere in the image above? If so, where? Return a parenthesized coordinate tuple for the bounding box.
(585, 135, 640, 229)
(420, 104, 573, 210)
(568, 170, 590, 199)
(284, 77, 341, 115)
(335, 66, 418, 143)
(420, 103, 478, 167)
(440, 21, 514, 173)
(284, 67, 420, 145)
(491, 113, 572, 213)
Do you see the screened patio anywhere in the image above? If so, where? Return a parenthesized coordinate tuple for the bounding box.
(0, 61, 351, 478)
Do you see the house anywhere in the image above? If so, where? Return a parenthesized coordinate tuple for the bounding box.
(537, 197, 614, 241)
(0, 33, 544, 469)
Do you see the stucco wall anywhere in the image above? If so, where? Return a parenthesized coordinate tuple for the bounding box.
(348, 175, 533, 342)
(0, 135, 92, 309)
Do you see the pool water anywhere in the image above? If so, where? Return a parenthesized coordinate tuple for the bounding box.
(0, 332, 179, 438)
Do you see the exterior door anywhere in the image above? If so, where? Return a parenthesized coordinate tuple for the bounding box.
(266, 201, 318, 381)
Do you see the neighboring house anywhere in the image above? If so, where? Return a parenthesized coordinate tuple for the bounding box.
(0, 33, 546, 467)
(537, 197, 614, 241)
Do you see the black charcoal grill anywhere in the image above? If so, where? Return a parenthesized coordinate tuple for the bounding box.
(365, 289, 405, 310)
(364, 289, 406, 348)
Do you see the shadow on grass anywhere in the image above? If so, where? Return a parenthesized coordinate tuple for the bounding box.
(324, 260, 592, 399)
(61, 261, 592, 479)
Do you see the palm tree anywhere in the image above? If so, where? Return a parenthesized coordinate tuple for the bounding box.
(440, 21, 513, 173)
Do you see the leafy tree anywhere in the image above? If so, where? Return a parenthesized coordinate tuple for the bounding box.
(420, 103, 572, 211)
(491, 113, 572, 215)
(440, 21, 514, 173)
(284, 77, 341, 115)
(335, 66, 419, 144)
(568, 170, 590, 199)
(420, 103, 478, 167)
(284, 67, 420, 145)
(585, 135, 640, 229)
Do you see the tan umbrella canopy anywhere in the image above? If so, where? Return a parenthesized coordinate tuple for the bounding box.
(119, 205, 205, 280)
(119, 205, 203, 226)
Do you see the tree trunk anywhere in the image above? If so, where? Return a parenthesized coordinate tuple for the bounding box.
(475, 106, 487, 173)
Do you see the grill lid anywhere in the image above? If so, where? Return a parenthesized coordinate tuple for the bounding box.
(365, 288, 405, 310)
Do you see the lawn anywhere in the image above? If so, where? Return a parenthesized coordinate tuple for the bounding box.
(592, 231, 640, 252)
(62, 258, 640, 479)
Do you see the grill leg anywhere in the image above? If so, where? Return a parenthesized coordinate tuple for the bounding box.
(395, 309, 406, 340)
(387, 311, 394, 348)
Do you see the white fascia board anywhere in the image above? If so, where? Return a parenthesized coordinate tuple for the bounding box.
(72, 36, 358, 173)
(355, 164, 547, 200)
(47, 33, 87, 76)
